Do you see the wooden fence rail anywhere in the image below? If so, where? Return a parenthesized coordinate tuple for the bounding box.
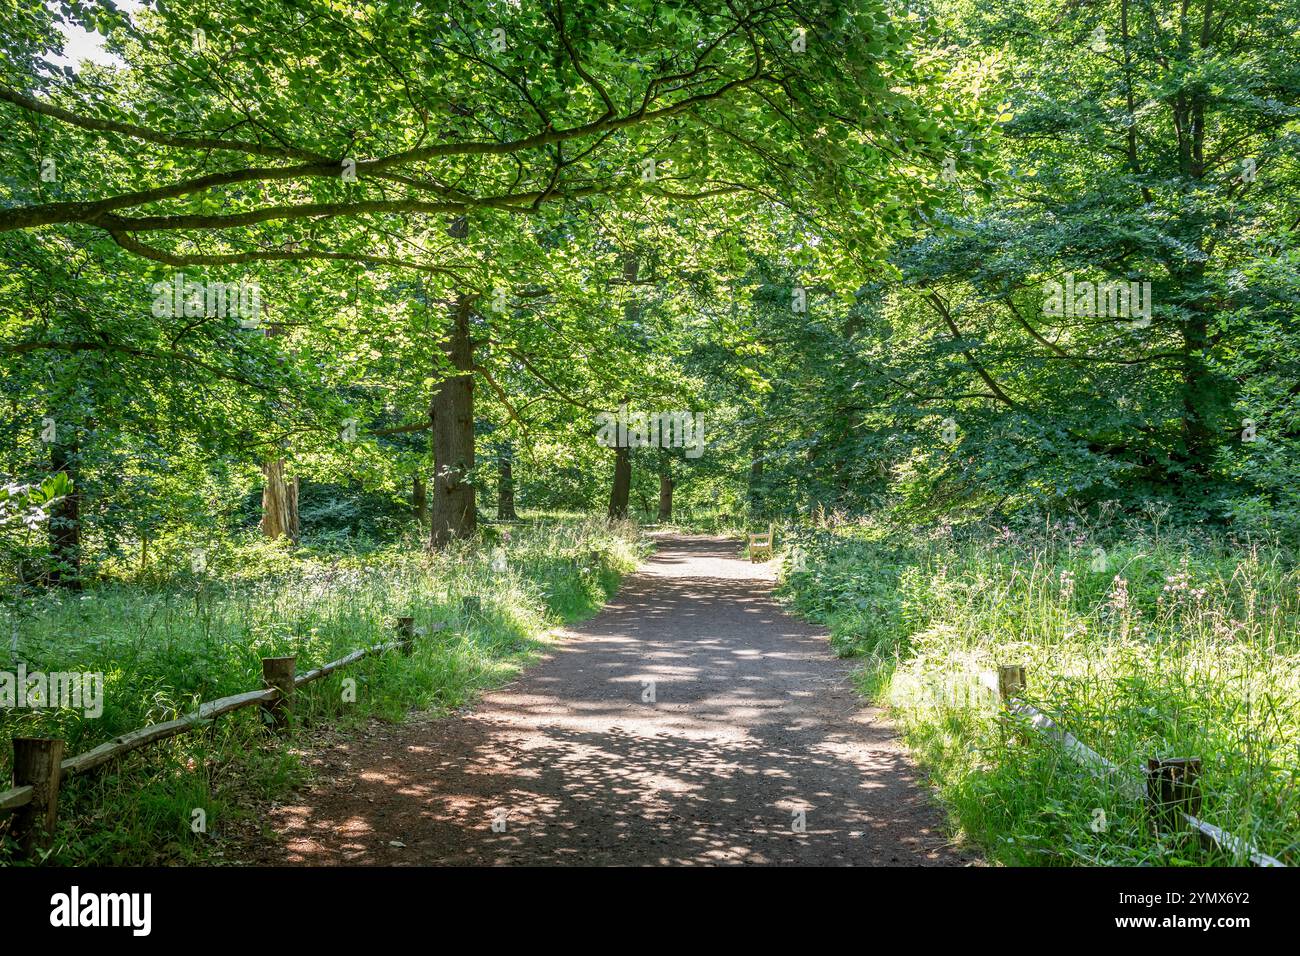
(1, 617, 444, 860)
(0, 785, 32, 813)
(987, 665, 1285, 868)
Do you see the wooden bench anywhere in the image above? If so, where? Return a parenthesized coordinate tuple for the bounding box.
(748, 523, 775, 562)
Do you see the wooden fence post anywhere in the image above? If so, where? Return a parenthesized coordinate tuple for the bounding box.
(261, 656, 296, 730)
(998, 665, 1026, 703)
(1147, 757, 1202, 832)
(397, 616, 415, 656)
(12, 736, 64, 857)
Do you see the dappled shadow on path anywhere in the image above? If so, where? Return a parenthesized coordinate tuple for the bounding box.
(259, 536, 974, 866)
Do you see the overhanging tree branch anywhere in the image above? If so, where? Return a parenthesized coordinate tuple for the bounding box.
(106, 230, 467, 278)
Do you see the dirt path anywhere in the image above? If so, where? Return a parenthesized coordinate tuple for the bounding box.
(247, 535, 974, 866)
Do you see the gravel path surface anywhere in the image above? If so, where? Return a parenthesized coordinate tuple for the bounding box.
(251, 535, 974, 866)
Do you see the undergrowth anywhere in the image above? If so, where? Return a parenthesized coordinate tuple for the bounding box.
(1, 516, 643, 864)
(778, 514, 1300, 866)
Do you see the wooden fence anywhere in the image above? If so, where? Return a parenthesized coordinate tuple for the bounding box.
(0, 615, 443, 860)
(986, 665, 1285, 867)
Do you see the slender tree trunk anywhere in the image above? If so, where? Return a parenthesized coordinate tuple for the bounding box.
(48, 435, 82, 589)
(1178, 311, 1231, 479)
(657, 472, 673, 522)
(1170, 7, 1228, 484)
(429, 295, 477, 548)
(748, 449, 764, 516)
(610, 248, 641, 521)
(261, 459, 299, 542)
(412, 474, 428, 526)
(607, 445, 631, 520)
(497, 442, 517, 520)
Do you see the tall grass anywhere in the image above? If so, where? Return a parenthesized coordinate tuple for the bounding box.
(1, 516, 644, 864)
(778, 517, 1300, 866)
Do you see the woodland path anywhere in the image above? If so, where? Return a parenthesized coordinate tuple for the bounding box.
(246, 535, 974, 866)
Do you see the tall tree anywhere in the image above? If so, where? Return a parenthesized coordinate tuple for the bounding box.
(607, 446, 631, 520)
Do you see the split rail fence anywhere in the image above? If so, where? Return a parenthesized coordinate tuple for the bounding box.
(986, 665, 1284, 867)
(1, 615, 443, 860)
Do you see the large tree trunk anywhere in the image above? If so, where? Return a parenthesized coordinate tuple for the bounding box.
(412, 474, 428, 526)
(259, 321, 300, 543)
(48, 434, 82, 589)
(657, 472, 673, 522)
(497, 442, 517, 520)
(429, 295, 477, 548)
(261, 459, 299, 542)
(607, 445, 631, 520)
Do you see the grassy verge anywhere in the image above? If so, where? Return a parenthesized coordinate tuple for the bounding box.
(1, 516, 644, 864)
(777, 518, 1300, 866)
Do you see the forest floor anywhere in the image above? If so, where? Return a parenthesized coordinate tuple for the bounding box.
(231, 534, 974, 866)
